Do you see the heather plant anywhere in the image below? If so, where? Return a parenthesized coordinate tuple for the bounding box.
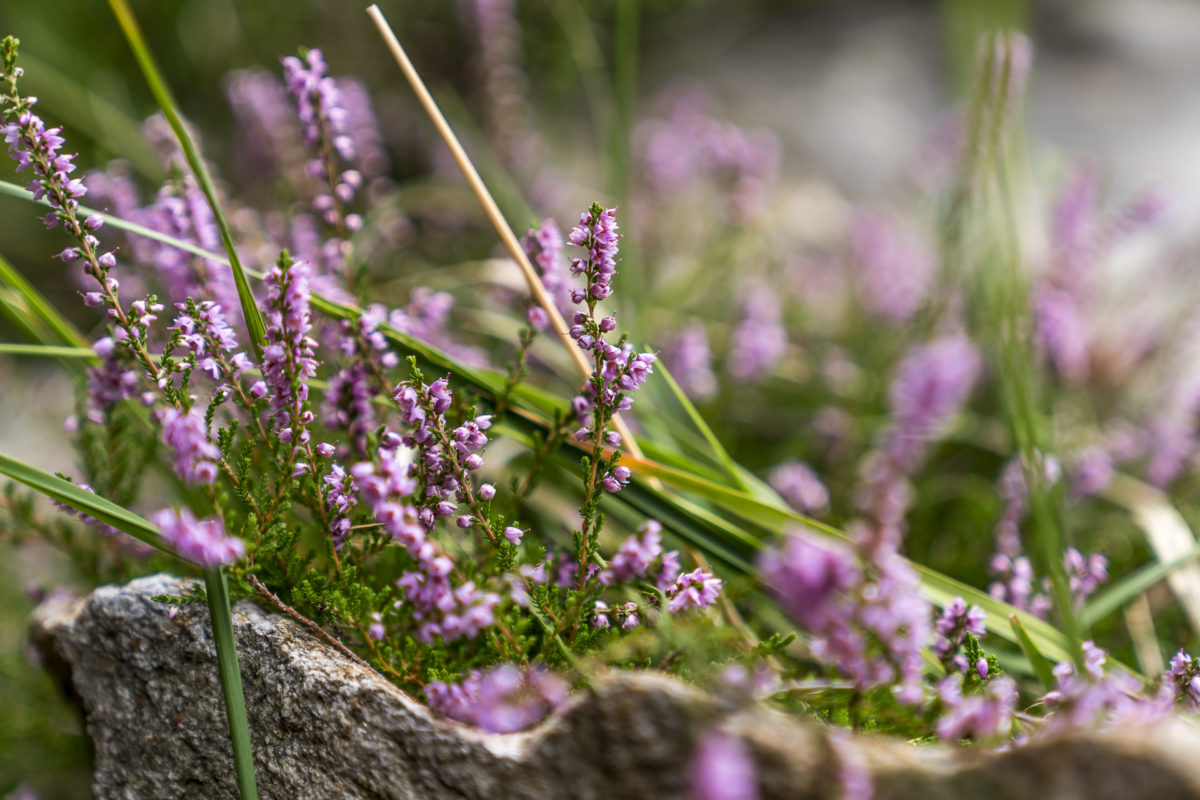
(4, 5, 1200, 800)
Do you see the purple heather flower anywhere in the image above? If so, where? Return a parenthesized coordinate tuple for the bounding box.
(603, 520, 665, 584)
(727, 285, 786, 382)
(157, 407, 220, 485)
(324, 309, 396, 458)
(259, 255, 320, 447)
(849, 209, 935, 322)
(168, 300, 247, 384)
(666, 568, 724, 613)
(225, 68, 308, 188)
(759, 533, 859, 631)
(1064, 547, 1108, 606)
(567, 205, 621, 303)
(769, 460, 830, 515)
(1034, 286, 1090, 382)
(324, 361, 375, 457)
(323, 463, 358, 550)
(425, 664, 568, 733)
(1068, 446, 1113, 501)
(1039, 642, 1176, 734)
(762, 530, 930, 705)
(151, 508, 245, 567)
(50, 482, 150, 555)
(337, 77, 390, 180)
(665, 321, 718, 399)
(282, 49, 353, 160)
(462, 0, 553, 194)
(885, 334, 980, 469)
(932, 596, 987, 664)
(521, 218, 573, 316)
(1165, 650, 1200, 711)
(503, 526, 524, 545)
(85, 340, 140, 421)
(936, 674, 1018, 741)
(690, 729, 759, 800)
(635, 83, 780, 222)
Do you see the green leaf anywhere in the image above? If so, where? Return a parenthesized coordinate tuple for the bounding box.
(1080, 541, 1200, 630)
(0, 253, 89, 348)
(652, 358, 751, 491)
(0, 343, 97, 359)
(0, 451, 167, 556)
(1010, 615, 1056, 691)
(204, 567, 260, 800)
(105, 0, 267, 359)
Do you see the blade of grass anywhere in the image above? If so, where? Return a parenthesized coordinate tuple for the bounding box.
(1080, 540, 1200, 630)
(203, 567, 260, 800)
(1106, 474, 1200, 635)
(610, 0, 637, 202)
(0, 253, 90, 348)
(105, 0, 267, 359)
(0, 180, 246, 269)
(0, 343, 97, 359)
(1010, 614, 1056, 691)
(653, 358, 752, 492)
(0, 451, 167, 555)
(0, 288, 61, 353)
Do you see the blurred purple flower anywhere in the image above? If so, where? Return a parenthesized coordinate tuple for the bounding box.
(769, 460, 829, 515)
(690, 729, 759, 800)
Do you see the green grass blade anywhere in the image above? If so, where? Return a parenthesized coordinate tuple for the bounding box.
(0, 253, 89, 348)
(105, 0, 267, 359)
(653, 358, 752, 492)
(1080, 541, 1200, 630)
(0, 343, 97, 359)
(203, 567, 260, 800)
(1010, 614, 1056, 691)
(0, 451, 167, 555)
(0, 180, 233, 269)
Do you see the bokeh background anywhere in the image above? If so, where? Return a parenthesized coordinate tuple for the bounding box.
(4, 0, 1200, 795)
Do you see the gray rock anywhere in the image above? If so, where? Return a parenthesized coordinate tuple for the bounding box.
(29, 574, 1200, 799)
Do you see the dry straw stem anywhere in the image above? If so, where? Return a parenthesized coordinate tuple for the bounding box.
(365, 4, 647, 467)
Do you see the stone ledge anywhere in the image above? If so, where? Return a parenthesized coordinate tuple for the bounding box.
(29, 574, 1200, 799)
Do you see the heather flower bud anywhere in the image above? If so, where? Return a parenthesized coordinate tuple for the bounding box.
(479, 483, 496, 500)
(503, 526, 524, 545)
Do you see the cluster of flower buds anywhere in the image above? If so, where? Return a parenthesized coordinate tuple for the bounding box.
(392, 375, 492, 530)
(932, 596, 987, 673)
(254, 254, 319, 473)
(157, 407, 220, 485)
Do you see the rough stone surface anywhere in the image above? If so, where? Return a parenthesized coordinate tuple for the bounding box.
(30, 574, 1200, 799)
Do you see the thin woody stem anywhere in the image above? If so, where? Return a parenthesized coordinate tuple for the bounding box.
(365, 5, 652, 476)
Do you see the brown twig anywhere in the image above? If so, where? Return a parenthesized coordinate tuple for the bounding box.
(246, 574, 372, 670)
